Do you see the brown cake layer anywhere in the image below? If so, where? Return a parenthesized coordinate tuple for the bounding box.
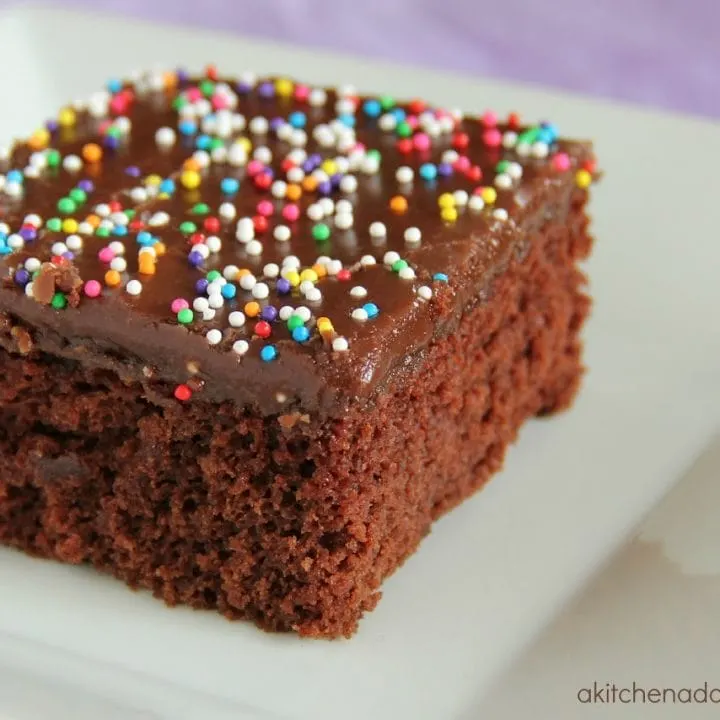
(0, 188, 591, 637)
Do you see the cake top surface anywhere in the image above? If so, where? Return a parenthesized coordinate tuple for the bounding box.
(0, 68, 595, 415)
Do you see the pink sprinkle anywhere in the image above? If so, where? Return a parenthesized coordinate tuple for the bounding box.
(294, 84, 310, 102)
(83, 280, 102, 298)
(551, 152, 571, 172)
(482, 128, 502, 148)
(406, 116, 419, 130)
(454, 156, 471, 172)
(109, 96, 128, 115)
(481, 110, 498, 127)
(186, 88, 202, 102)
(256, 200, 274, 217)
(412, 132, 431, 151)
(211, 94, 230, 110)
(473, 186, 485, 196)
(97, 247, 115, 263)
(282, 204, 300, 222)
(353, 142, 366, 153)
(171, 298, 189, 313)
(98, 120, 112, 135)
(247, 160, 264, 177)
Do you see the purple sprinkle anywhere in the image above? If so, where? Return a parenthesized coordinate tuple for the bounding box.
(301, 159, 315, 173)
(269, 117, 284, 132)
(195, 278, 209, 294)
(18, 227, 36, 241)
(437, 162, 454, 177)
(309, 153, 322, 166)
(262, 167, 274, 180)
(103, 136, 120, 151)
(330, 173, 342, 189)
(260, 305, 278, 322)
(45, 119, 59, 133)
(276, 278, 291, 295)
(125, 166, 141, 177)
(77, 179, 94, 193)
(62, 251, 75, 261)
(257, 81, 274, 98)
(236, 81, 252, 94)
(176, 68, 190, 84)
(188, 251, 204, 267)
(14, 269, 30, 286)
(317, 181, 332, 196)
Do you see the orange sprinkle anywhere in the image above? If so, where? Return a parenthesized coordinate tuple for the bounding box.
(81, 143, 103, 164)
(389, 195, 408, 214)
(153, 242, 167, 256)
(285, 183, 302, 201)
(27, 130, 50, 151)
(317, 317, 335, 338)
(104, 270, 121, 287)
(138, 257, 156, 275)
(236, 268, 251, 279)
(84, 214, 101, 229)
(162, 71, 179, 89)
(311, 263, 327, 278)
(183, 157, 201, 172)
(244, 301, 261, 317)
(302, 176, 318, 193)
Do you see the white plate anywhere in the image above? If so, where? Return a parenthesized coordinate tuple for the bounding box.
(1, 6, 719, 720)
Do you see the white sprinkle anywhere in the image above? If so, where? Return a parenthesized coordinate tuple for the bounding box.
(155, 126, 176, 148)
(98, 219, 114, 232)
(23, 167, 40, 180)
(282, 255, 301, 269)
(24, 282, 34, 297)
(360, 255, 376, 268)
(263, 263, 279, 279)
(0, 146, 10, 162)
(254, 146, 272, 164)
(219, 202, 236, 222)
(307, 203, 324, 221)
(276, 122, 293, 141)
(273, 225, 291, 242)
(279, 305, 294, 321)
(404, 227, 422, 245)
(305, 287, 322, 303)
(494, 173, 513, 190)
(287, 149, 307, 165)
(442, 149, 459, 165)
(235, 217, 255, 242)
(360, 155, 380, 174)
(335, 98, 356, 115)
(350, 286, 368, 299)
(228, 143, 247, 167)
(335, 212, 354, 230)
(502, 131, 518, 149)
(351, 308, 368, 322)
(295, 306, 312, 323)
(299, 280, 314, 295)
(88, 91, 109, 117)
(493, 208, 509, 221)
(308, 88, 327, 107)
(332, 337, 349, 352)
(313, 124, 335, 148)
(149, 211, 170, 227)
(252, 282, 269, 300)
(290, 129, 307, 147)
(239, 273, 256, 291)
(192, 150, 210, 169)
(24, 257, 41, 272)
(22, 214, 41, 228)
(193, 297, 209, 313)
(206, 235, 222, 253)
(287, 167, 305, 184)
(111, 212, 129, 227)
(228, 311, 246, 328)
(77, 222, 94, 235)
(208, 293, 225, 309)
(206, 329, 223, 345)
(107, 240, 125, 256)
(326, 259, 343, 276)
(468, 196, 485, 212)
(249, 116, 269, 134)
(207, 277, 226, 291)
(396, 166, 414, 184)
(114, 116, 131, 135)
(417, 286, 433, 301)
(130, 187, 148, 203)
(335, 199, 353, 215)
(126, 279, 142, 296)
(193, 244, 210, 259)
(532, 141, 549, 158)
(340, 175, 358, 194)
(378, 114, 396, 132)
(203, 308, 217, 322)
(271, 180, 287, 199)
(505, 163, 522, 181)
(7, 234, 24, 250)
(383, 251, 400, 266)
(369, 222, 387, 239)
(51, 242, 68, 256)
(453, 190, 469, 207)
(439, 116, 455, 133)
(29, 152, 46, 169)
(399, 267, 416, 280)
(232, 340, 249, 356)
(319, 197, 335, 217)
(138, 246, 156, 258)
(0, 223, 9, 235)
(63, 155, 82, 173)
(516, 142, 531, 158)
(335, 157, 350, 174)
(110, 257, 127, 273)
(246, 240, 263, 256)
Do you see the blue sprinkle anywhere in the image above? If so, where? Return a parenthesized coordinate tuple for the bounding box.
(288, 111, 306, 128)
(540, 122, 559, 143)
(136, 231, 155, 246)
(363, 99, 382, 118)
(433, 272, 449, 283)
(6, 170, 23, 185)
(221, 283, 236, 299)
(159, 179, 175, 194)
(220, 177, 240, 195)
(195, 134, 212, 150)
(0, 247, 11, 255)
(363, 302, 379, 319)
(391, 107, 406, 122)
(260, 345, 277, 362)
(536, 128, 554, 145)
(292, 326, 310, 343)
(106, 78, 123, 93)
(103, 136, 120, 151)
(178, 120, 197, 136)
(338, 114, 356, 128)
(419, 163, 437, 181)
(112, 225, 128, 236)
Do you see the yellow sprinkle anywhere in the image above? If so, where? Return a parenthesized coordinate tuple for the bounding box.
(58, 107, 77, 128)
(575, 169, 592, 189)
(153, 242, 167, 257)
(317, 317, 334, 337)
(104, 270, 121, 287)
(285, 183, 302, 201)
(441, 207, 458, 223)
(282, 270, 300, 287)
(62, 219, 78, 233)
(299, 269, 318, 284)
(158, 193, 170, 200)
(28, 129, 50, 151)
(244, 301, 261, 318)
(180, 170, 201, 190)
(481, 187, 497, 205)
(321, 160, 337, 175)
(275, 78, 294, 97)
(238, 137, 252, 153)
(311, 263, 327, 278)
(438, 192, 455, 209)
(144, 174, 162, 187)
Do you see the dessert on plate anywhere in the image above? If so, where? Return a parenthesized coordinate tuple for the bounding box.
(0, 68, 597, 637)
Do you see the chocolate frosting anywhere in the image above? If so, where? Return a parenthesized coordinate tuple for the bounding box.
(0, 71, 594, 417)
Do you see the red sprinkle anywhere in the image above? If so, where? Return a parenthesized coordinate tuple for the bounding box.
(507, 112, 521, 130)
(396, 138, 413, 154)
(582, 158, 597, 174)
(203, 217, 220, 233)
(129, 220, 145, 232)
(409, 99, 426, 114)
(189, 233, 206, 246)
(452, 132, 470, 150)
(205, 64, 219, 80)
(337, 269, 352, 282)
(174, 384, 192, 402)
(253, 173, 272, 191)
(108, 200, 123, 213)
(51, 255, 64, 264)
(281, 158, 296, 173)
(466, 165, 482, 182)
(254, 320, 272, 338)
(252, 215, 269, 234)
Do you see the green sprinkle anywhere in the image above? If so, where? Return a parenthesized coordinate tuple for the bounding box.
(380, 94, 395, 110)
(495, 160, 510, 174)
(396, 121, 412, 138)
(106, 126, 122, 139)
(312, 223, 331, 242)
(191, 203, 210, 215)
(367, 149, 381, 163)
(392, 259, 409, 273)
(172, 96, 188, 111)
(177, 308, 193, 324)
(206, 270, 221, 282)
(50, 292, 66, 310)
(179, 221, 197, 234)
(46, 150, 61, 168)
(57, 197, 76, 215)
(287, 315, 304, 331)
(46, 217, 62, 232)
(69, 188, 87, 204)
(124, 209, 136, 219)
(95, 227, 111, 238)
(209, 138, 224, 151)
(199, 80, 215, 97)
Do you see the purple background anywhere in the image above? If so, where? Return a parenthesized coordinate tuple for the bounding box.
(15, 1, 720, 118)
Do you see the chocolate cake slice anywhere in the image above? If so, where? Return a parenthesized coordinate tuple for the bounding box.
(0, 68, 597, 637)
